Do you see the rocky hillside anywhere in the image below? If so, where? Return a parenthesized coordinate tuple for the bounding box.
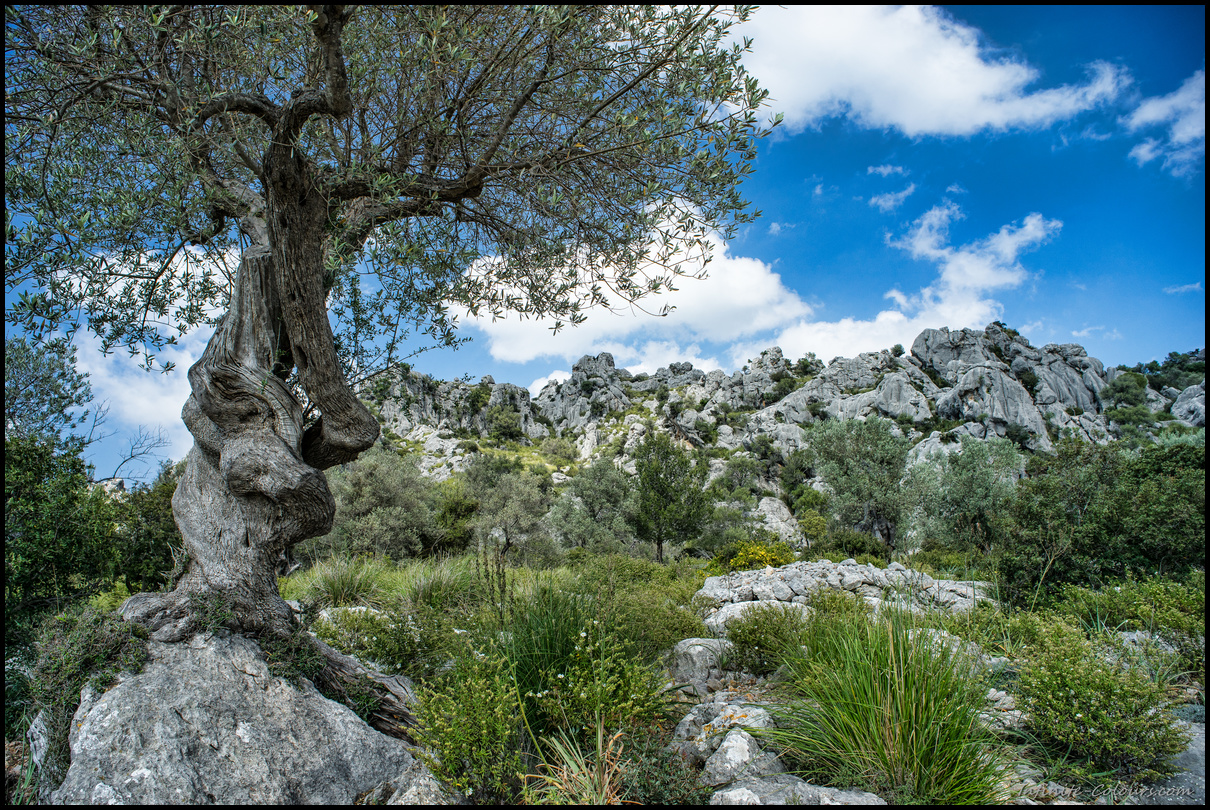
(371, 322, 1205, 480)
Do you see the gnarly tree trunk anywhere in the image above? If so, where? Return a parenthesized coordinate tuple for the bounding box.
(121, 246, 339, 641)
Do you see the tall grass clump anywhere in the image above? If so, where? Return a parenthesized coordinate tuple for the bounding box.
(756, 609, 1010, 804)
(293, 555, 389, 609)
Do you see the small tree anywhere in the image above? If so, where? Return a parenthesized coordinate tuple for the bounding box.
(632, 432, 708, 562)
(548, 459, 636, 552)
(305, 444, 436, 561)
(4, 436, 119, 649)
(917, 435, 1023, 554)
(117, 461, 186, 593)
(806, 416, 911, 557)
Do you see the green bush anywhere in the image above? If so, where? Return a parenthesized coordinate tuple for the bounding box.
(757, 610, 1009, 804)
(725, 602, 812, 675)
(28, 607, 149, 792)
(312, 602, 462, 682)
(618, 724, 713, 804)
(1016, 620, 1187, 783)
(528, 619, 673, 739)
(414, 645, 525, 804)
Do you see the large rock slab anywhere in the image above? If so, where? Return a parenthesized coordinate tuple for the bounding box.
(51, 633, 420, 805)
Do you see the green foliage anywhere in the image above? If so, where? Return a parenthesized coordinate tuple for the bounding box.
(632, 432, 709, 562)
(796, 509, 828, 544)
(487, 404, 524, 442)
(295, 556, 388, 610)
(467, 383, 493, 414)
(693, 417, 719, 443)
(809, 529, 886, 562)
(4, 336, 95, 446)
(5, 435, 119, 650)
(1016, 620, 1187, 783)
(259, 627, 327, 687)
(1054, 572, 1205, 680)
(305, 445, 437, 560)
(804, 416, 911, 554)
(116, 461, 183, 593)
(617, 725, 714, 805)
(915, 435, 1023, 554)
(1017, 368, 1039, 393)
(429, 477, 478, 554)
(527, 620, 673, 739)
(414, 645, 525, 804)
(997, 439, 1204, 608)
(793, 353, 824, 377)
(1120, 350, 1206, 393)
(547, 460, 636, 553)
(757, 610, 1009, 804)
(890, 343, 905, 358)
(540, 436, 578, 464)
(28, 607, 149, 791)
(725, 602, 812, 675)
(8, 7, 773, 377)
(473, 469, 554, 562)
(725, 535, 796, 572)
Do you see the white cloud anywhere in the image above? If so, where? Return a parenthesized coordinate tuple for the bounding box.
(1071, 326, 1101, 338)
(946, 183, 968, 194)
(74, 327, 213, 468)
(736, 6, 1129, 136)
(869, 183, 917, 213)
(767, 203, 1061, 362)
(767, 221, 795, 236)
(454, 236, 811, 366)
(1125, 70, 1205, 176)
(1163, 281, 1203, 294)
(529, 369, 570, 396)
(868, 164, 908, 177)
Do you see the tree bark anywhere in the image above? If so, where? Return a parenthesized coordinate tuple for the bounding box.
(121, 247, 339, 641)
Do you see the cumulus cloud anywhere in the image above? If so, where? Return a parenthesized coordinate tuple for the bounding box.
(735, 6, 1129, 136)
(1125, 69, 1205, 177)
(74, 326, 214, 468)
(767, 221, 795, 236)
(869, 183, 917, 213)
(765, 203, 1061, 362)
(869, 164, 908, 177)
(529, 369, 571, 395)
(1163, 281, 1203, 294)
(454, 236, 811, 366)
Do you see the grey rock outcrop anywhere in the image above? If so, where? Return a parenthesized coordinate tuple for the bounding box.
(50, 633, 438, 805)
(696, 560, 994, 633)
(1173, 381, 1206, 427)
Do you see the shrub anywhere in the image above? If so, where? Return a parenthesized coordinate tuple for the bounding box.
(528, 619, 673, 740)
(756, 610, 1009, 804)
(1016, 620, 1187, 783)
(413, 645, 524, 804)
(618, 724, 713, 804)
(797, 509, 827, 544)
(729, 536, 795, 571)
(28, 607, 149, 793)
(725, 602, 812, 675)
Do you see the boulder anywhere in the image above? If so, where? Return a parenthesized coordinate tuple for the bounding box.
(1172, 381, 1206, 427)
(709, 774, 886, 805)
(50, 633, 437, 805)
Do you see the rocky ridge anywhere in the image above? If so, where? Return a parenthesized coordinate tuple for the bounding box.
(378, 324, 1204, 476)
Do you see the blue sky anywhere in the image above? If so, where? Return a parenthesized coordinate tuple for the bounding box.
(38, 6, 1205, 482)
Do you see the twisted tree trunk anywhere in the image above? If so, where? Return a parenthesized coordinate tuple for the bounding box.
(120, 153, 410, 734)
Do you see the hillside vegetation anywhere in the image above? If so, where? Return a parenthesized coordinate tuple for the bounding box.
(6, 323, 1205, 804)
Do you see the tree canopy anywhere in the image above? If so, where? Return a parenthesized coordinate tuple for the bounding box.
(6, 4, 774, 380)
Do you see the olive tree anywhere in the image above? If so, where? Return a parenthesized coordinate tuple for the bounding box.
(6, 3, 773, 660)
